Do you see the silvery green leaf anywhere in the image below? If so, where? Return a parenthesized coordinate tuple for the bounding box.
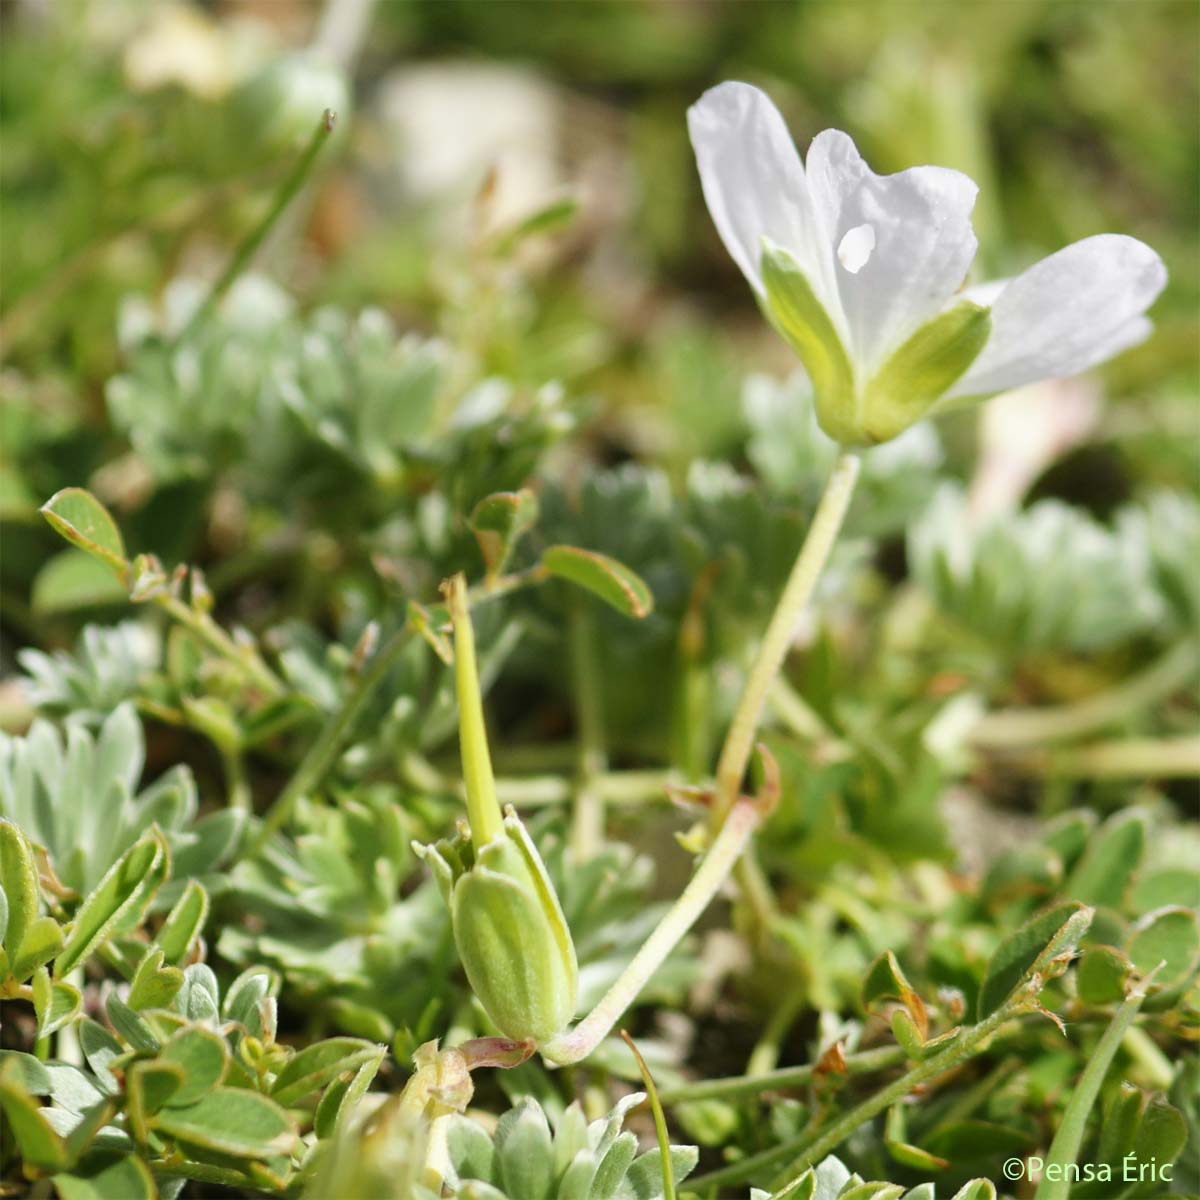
(0, 706, 221, 902)
(495, 1097, 555, 1200)
(1119, 491, 1200, 633)
(175, 964, 221, 1025)
(909, 484, 1161, 655)
(622, 1145, 700, 1199)
(587, 1091, 646, 1160)
(559, 1149, 598, 1200)
(589, 1130, 637, 1199)
(553, 1102, 590, 1178)
(448, 1114, 498, 1186)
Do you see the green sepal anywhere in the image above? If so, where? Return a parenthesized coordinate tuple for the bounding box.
(862, 301, 991, 443)
(423, 808, 578, 1045)
(760, 239, 857, 444)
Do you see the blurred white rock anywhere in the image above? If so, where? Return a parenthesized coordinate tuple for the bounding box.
(968, 378, 1100, 525)
(376, 62, 564, 237)
(123, 4, 271, 98)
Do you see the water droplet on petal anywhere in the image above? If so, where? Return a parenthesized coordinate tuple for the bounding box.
(837, 224, 876, 274)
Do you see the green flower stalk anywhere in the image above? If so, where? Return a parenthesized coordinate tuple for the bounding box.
(415, 575, 579, 1046)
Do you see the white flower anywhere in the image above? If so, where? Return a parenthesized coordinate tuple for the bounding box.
(688, 82, 1167, 445)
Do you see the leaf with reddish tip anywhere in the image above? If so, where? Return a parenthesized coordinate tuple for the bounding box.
(39, 488, 129, 583)
(541, 546, 654, 619)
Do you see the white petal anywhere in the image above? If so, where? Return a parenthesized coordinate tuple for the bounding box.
(805, 130, 979, 370)
(687, 83, 835, 307)
(948, 235, 1166, 399)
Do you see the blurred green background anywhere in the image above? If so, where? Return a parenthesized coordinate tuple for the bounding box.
(2, 0, 1197, 729)
(3, 0, 1196, 428)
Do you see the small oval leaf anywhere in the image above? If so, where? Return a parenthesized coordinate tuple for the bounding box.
(159, 1027, 229, 1108)
(270, 1037, 383, 1108)
(156, 880, 209, 966)
(1126, 907, 1200, 988)
(31, 549, 129, 613)
(0, 819, 39, 965)
(9, 916, 65, 983)
(541, 546, 653, 619)
(470, 489, 539, 577)
(56, 829, 168, 978)
(0, 1060, 69, 1169)
(52, 1154, 157, 1200)
(1076, 944, 1133, 1006)
(151, 1086, 297, 1159)
(39, 488, 129, 582)
(127, 947, 185, 1012)
(1062, 809, 1147, 909)
(33, 967, 82, 1038)
(978, 901, 1093, 1019)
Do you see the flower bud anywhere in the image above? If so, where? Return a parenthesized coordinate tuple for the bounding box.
(415, 573, 577, 1045)
(417, 809, 578, 1045)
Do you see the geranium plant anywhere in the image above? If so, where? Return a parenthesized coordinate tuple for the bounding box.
(2, 7, 1196, 1200)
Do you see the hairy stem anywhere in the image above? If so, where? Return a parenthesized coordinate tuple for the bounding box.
(541, 455, 860, 1066)
(657, 1044, 905, 1106)
(689, 996, 1021, 1193)
(1033, 989, 1146, 1200)
(177, 111, 338, 344)
(447, 573, 502, 846)
(712, 453, 861, 825)
(155, 594, 284, 698)
(970, 639, 1199, 750)
(540, 797, 763, 1065)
